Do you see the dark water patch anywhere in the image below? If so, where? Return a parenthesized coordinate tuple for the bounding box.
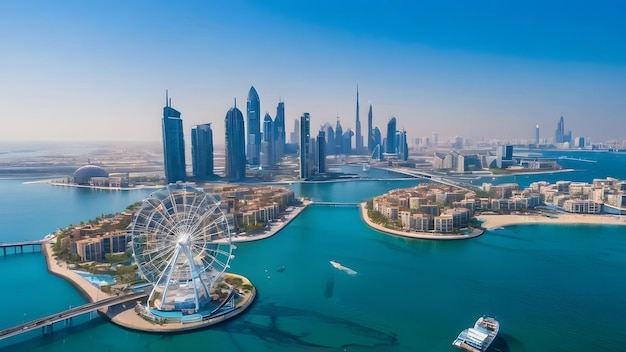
(213, 303, 398, 350)
(325, 273, 335, 298)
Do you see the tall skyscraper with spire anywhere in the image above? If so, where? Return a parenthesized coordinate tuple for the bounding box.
(367, 102, 373, 152)
(191, 123, 214, 181)
(161, 91, 186, 184)
(299, 113, 311, 179)
(335, 117, 343, 154)
(246, 86, 261, 165)
(225, 100, 246, 180)
(355, 86, 362, 154)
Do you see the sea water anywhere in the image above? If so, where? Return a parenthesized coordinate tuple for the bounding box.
(1, 152, 626, 351)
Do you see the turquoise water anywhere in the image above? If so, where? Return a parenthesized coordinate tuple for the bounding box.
(0, 153, 626, 351)
(72, 271, 117, 288)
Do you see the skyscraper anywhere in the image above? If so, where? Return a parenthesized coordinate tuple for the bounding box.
(355, 86, 362, 154)
(261, 113, 274, 169)
(335, 117, 343, 154)
(535, 124, 540, 144)
(225, 101, 246, 180)
(316, 130, 326, 174)
(323, 123, 335, 156)
(385, 117, 397, 154)
(191, 123, 214, 181)
(555, 116, 565, 143)
(372, 127, 382, 159)
(397, 130, 408, 161)
(367, 103, 373, 152)
(161, 91, 186, 184)
(342, 129, 354, 155)
(274, 101, 285, 160)
(299, 113, 311, 179)
(293, 118, 300, 145)
(246, 86, 261, 165)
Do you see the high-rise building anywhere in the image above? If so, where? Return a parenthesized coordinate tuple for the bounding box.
(225, 101, 246, 180)
(385, 117, 397, 154)
(299, 113, 311, 179)
(161, 91, 186, 184)
(292, 118, 300, 145)
(373, 127, 382, 159)
(432, 132, 439, 147)
(323, 123, 335, 156)
(261, 113, 274, 169)
(335, 117, 343, 154)
(355, 86, 362, 154)
(191, 123, 214, 181)
(342, 129, 354, 155)
(367, 103, 373, 151)
(554, 116, 572, 145)
(274, 101, 286, 160)
(535, 124, 540, 144)
(397, 130, 408, 161)
(246, 86, 261, 165)
(316, 130, 326, 174)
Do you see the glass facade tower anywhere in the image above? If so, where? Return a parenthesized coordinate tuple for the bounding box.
(191, 123, 214, 180)
(225, 104, 246, 180)
(161, 92, 186, 184)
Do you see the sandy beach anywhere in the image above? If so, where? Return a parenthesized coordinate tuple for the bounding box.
(479, 213, 626, 229)
(359, 203, 483, 240)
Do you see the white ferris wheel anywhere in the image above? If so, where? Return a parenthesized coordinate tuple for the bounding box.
(129, 183, 235, 313)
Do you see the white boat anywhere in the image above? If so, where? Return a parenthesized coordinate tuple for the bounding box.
(452, 316, 499, 352)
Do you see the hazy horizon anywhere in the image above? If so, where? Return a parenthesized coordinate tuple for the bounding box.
(2, 1, 625, 146)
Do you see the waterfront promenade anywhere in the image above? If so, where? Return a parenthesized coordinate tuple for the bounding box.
(480, 213, 626, 229)
(359, 203, 483, 240)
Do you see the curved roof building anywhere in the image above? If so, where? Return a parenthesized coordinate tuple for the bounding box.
(73, 165, 108, 185)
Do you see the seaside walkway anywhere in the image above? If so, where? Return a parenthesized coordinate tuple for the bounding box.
(0, 240, 45, 256)
(0, 292, 146, 341)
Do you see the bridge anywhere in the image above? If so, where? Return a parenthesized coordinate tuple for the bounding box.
(376, 167, 476, 190)
(0, 292, 147, 341)
(0, 240, 46, 256)
(310, 202, 360, 207)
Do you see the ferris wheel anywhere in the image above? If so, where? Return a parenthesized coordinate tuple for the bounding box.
(129, 183, 235, 312)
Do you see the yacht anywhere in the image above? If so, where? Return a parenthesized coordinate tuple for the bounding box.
(452, 316, 499, 352)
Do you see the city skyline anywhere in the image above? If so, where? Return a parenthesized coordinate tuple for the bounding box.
(2, 1, 625, 145)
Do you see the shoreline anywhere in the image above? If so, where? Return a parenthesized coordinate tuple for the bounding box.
(42, 240, 113, 305)
(47, 182, 162, 191)
(479, 213, 626, 229)
(359, 203, 483, 240)
(229, 199, 311, 242)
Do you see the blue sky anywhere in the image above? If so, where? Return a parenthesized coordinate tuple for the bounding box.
(1, 0, 625, 145)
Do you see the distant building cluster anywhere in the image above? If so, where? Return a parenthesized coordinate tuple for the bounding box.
(432, 145, 560, 172)
(161, 86, 414, 183)
(533, 177, 626, 214)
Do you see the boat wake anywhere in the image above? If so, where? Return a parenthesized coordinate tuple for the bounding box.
(330, 260, 357, 275)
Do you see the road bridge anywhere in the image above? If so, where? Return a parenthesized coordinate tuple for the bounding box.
(310, 202, 360, 207)
(0, 240, 46, 256)
(376, 167, 476, 190)
(0, 292, 146, 341)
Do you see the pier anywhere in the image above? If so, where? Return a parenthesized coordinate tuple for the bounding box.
(0, 292, 147, 341)
(0, 240, 45, 256)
